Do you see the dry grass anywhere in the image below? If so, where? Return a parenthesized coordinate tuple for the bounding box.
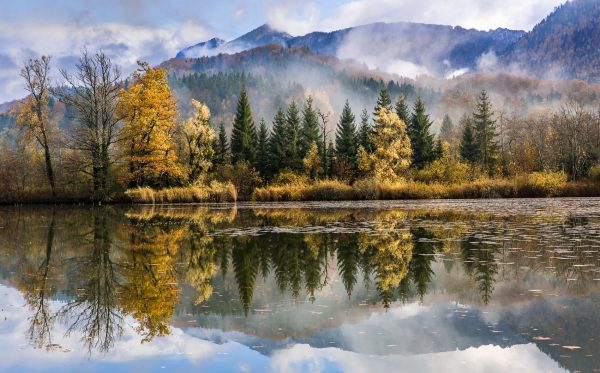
(125, 181, 237, 204)
(253, 172, 596, 201)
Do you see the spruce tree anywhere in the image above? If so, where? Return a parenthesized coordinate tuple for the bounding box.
(300, 96, 320, 159)
(335, 100, 358, 168)
(230, 88, 257, 164)
(440, 114, 454, 141)
(460, 116, 478, 164)
(473, 90, 498, 174)
(357, 108, 373, 152)
(214, 122, 229, 166)
(374, 87, 392, 118)
(395, 94, 410, 124)
(256, 119, 270, 179)
(409, 97, 436, 169)
(269, 107, 288, 175)
(326, 140, 336, 178)
(286, 100, 302, 171)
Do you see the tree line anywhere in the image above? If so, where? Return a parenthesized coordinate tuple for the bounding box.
(1, 50, 600, 203)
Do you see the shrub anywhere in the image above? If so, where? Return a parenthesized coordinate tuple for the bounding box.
(523, 171, 568, 197)
(124, 182, 237, 204)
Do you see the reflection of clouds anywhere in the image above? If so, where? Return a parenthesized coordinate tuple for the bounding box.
(0, 284, 566, 372)
(0, 285, 267, 372)
(270, 343, 567, 373)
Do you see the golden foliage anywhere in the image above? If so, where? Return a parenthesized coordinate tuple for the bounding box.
(118, 62, 186, 188)
(358, 108, 412, 182)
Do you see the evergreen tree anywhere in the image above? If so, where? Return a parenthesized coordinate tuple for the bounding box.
(409, 97, 436, 169)
(373, 87, 392, 118)
(335, 100, 358, 168)
(460, 116, 478, 163)
(473, 90, 498, 174)
(269, 107, 288, 175)
(440, 114, 454, 140)
(300, 96, 320, 159)
(286, 100, 302, 171)
(230, 88, 257, 164)
(214, 122, 229, 166)
(395, 95, 410, 124)
(433, 137, 444, 160)
(256, 119, 270, 179)
(357, 109, 371, 149)
(326, 140, 336, 178)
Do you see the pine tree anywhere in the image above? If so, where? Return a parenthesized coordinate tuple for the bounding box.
(335, 100, 358, 168)
(395, 95, 409, 124)
(460, 116, 478, 164)
(440, 114, 454, 141)
(409, 97, 436, 169)
(357, 108, 373, 152)
(300, 96, 320, 159)
(286, 100, 302, 171)
(214, 122, 229, 166)
(256, 119, 270, 179)
(269, 107, 288, 175)
(473, 90, 498, 174)
(230, 88, 257, 165)
(373, 87, 392, 118)
(326, 140, 336, 178)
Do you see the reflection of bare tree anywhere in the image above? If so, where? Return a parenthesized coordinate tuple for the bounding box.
(56, 214, 123, 353)
(24, 213, 55, 348)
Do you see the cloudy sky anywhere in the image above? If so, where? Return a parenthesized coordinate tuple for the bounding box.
(0, 0, 564, 103)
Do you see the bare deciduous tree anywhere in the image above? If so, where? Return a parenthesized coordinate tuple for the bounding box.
(18, 56, 56, 198)
(55, 50, 121, 202)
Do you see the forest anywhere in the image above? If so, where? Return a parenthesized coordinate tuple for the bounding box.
(1, 50, 600, 203)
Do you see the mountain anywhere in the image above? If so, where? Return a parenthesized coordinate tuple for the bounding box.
(501, 0, 600, 81)
(176, 23, 525, 77)
(176, 37, 226, 59)
(177, 24, 292, 58)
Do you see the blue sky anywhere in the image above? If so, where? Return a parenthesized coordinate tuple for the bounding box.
(0, 0, 564, 103)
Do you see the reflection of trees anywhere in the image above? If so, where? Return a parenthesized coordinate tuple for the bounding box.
(409, 228, 443, 300)
(460, 236, 499, 305)
(56, 213, 123, 353)
(232, 236, 260, 316)
(185, 222, 218, 305)
(360, 212, 414, 308)
(120, 216, 183, 342)
(23, 213, 56, 349)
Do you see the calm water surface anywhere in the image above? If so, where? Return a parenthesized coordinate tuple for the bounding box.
(1, 199, 600, 372)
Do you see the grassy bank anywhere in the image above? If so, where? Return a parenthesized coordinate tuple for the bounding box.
(124, 181, 237, 204)
(252, 173, 600, 201)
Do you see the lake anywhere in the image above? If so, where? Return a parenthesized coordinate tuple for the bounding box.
(1, 199, 599, 372)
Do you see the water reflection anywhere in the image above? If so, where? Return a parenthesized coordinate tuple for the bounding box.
(1, 201, 600, 372)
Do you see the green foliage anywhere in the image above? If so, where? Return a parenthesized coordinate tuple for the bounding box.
(269, 107, 288, 175)
(256, 119, 271, 179)
(460, 116, 478, 164)
(357, 108, 373, 152)
(335, 100, 358, 169)
(214, 123, 229, 167)
(286, 100, 303, 171)
(473, 90, 499, 175)
(230, 88, 257, 165)
(374, 87, 392, 118)
(300, 96, 320, 159)
(395, 95, 409, 124)
(408, 97, 437, 169)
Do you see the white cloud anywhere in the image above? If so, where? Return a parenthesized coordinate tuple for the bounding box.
(303, 0, 562, 33)
(0, 20, 212, 103)
(266, 0, 320, 36)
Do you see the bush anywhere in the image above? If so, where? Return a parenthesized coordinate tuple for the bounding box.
(413, 158, 470, 184)
(588, 163, 600, 182)
(523, 171, 568, 197)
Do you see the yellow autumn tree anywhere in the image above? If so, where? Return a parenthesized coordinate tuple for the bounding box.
(180, 99, 216, 183)
(303, 141, 323, 180)
(358, 108, 412, 182)
(118, 61, 185, 188)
